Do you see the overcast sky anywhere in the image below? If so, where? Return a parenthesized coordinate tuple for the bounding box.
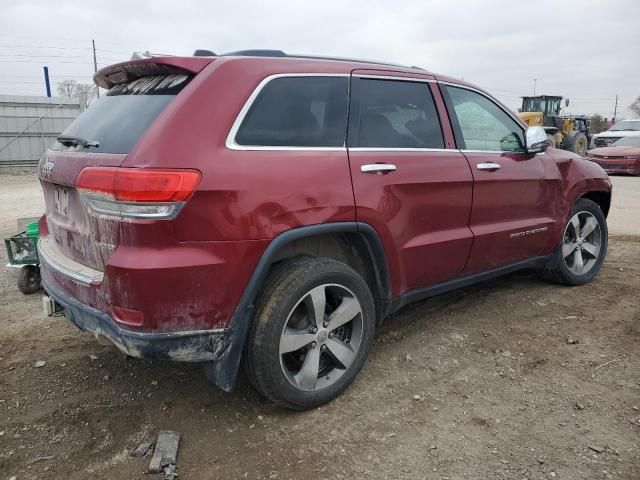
(1, 0, 638, 118)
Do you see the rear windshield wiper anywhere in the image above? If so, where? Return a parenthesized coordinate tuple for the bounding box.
(56, 135, 100, 148)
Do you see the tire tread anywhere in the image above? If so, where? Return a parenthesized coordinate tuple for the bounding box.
(246, 256, 374, 410)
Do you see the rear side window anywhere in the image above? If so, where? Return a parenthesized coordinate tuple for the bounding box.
(51, 74, 191, 154)
(234, 76, 348, 147)
(348, 78, 444, 149)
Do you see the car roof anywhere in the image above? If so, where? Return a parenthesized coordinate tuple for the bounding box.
(95, 50, 482, 94)
(219, 49, 426, 71)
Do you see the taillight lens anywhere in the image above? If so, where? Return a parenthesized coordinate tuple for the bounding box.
(76, 167, 200, 219)
(110, 306, 145, 328)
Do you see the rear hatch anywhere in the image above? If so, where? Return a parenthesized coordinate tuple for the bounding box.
(39, 57, 212, 271)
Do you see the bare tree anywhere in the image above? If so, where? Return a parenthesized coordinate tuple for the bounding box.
(56, 79, 77, 98)
(56, 80, 97, 110)
(76, 83, 97, 110)
(630, 96, 640, 118)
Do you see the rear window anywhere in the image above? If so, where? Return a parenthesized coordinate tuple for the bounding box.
(234, 76, 348, 147)
(51, 74, 191, 154)
(347, 78, 444, 149)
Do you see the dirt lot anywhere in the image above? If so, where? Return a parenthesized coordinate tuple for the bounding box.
(1, 173, 638, 480)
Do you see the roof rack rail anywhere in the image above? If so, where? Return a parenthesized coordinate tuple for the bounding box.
(193, 49, 216, 57)
(217, 49, 424, 70)
(223, 49, 286, 57)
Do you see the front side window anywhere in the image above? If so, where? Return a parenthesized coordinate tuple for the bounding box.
(444, 86, 525, 152)
(348, 78, 444, 149)
(234, 76, 348, 147)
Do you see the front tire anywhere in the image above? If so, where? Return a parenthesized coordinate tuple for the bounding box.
(245, 257, 375, 410)
(538, 198, 607, 285)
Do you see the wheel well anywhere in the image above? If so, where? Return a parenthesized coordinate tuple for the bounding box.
(271, 232, 389, 324)
(581, 191, 611, 217)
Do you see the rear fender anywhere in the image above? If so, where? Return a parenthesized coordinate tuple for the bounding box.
(204, 222, 390, 391)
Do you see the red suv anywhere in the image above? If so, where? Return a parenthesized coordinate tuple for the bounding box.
(38, 51, 612, 410)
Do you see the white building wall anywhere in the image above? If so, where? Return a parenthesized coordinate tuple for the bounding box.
(0, 95, 81, 169)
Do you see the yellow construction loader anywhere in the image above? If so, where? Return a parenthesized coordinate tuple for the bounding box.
(518, 95, 590, 155)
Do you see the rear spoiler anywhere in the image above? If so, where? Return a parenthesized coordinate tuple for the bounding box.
(94, 56, 215, 90)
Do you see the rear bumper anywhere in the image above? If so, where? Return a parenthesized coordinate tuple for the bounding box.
(38, 236, 103, 285)
(43, 279, 228, 362)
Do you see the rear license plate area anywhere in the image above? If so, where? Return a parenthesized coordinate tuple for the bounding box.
(54, 186, 70, 217)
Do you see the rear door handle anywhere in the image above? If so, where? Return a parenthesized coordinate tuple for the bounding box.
(476, 162, 501, 171)
(361, 163, 397, 174)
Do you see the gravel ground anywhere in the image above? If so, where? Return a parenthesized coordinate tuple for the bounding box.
(0, 172, 638, 480)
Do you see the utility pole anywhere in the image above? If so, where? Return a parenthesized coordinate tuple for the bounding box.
(533, 78, 537, 96)
(92, 39, 99, 98)
(613, 94, 618, 123)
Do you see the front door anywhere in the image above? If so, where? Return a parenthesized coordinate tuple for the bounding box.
(440, 83, 561, 275)
(347, 71, 474, 296)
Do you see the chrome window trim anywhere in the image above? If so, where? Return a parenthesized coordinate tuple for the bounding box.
(355, 74, 435, 83)
(349, 147, 452, 153)
(226, 73, 350, 151)
(460, 149, 530, 155)
(438, 81, 529, 154)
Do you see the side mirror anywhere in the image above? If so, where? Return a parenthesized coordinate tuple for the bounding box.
(565, 98, 570, 107)
(525, 126, 548, 154)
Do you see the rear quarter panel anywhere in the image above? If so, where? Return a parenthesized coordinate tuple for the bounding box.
(125, 57, 356, 242)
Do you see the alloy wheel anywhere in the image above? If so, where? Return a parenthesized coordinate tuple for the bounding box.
(279, 283, 364, 392)
(562, 211, 602, 275)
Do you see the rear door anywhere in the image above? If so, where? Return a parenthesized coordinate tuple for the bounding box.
(347, 71, 474, 296)
(440, 83, 561, 275)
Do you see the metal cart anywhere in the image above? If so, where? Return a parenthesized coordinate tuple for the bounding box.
(4, 221, 41, 294)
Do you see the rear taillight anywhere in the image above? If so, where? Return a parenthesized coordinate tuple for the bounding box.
(76, 167, 200, 219)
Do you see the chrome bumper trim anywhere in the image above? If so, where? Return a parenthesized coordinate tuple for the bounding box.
(38, 237, 104, 286)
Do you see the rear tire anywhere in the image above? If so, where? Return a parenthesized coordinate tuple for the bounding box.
(17, 265, 41, 294)
(245, 256, 375, 410)
(538, 198, 607, 285)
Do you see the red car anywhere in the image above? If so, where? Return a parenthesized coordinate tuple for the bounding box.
(38, 51, 611, 409)
(587, 134, 640, 175)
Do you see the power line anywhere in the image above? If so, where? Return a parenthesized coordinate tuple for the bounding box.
(0, 59, 93, 64)
(0, 53, 91, 59)
(96, 48, 132, 56)
(0, 74, 94, 79)
(0, 44, 91, 51)
(96, 56, 127, 63)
